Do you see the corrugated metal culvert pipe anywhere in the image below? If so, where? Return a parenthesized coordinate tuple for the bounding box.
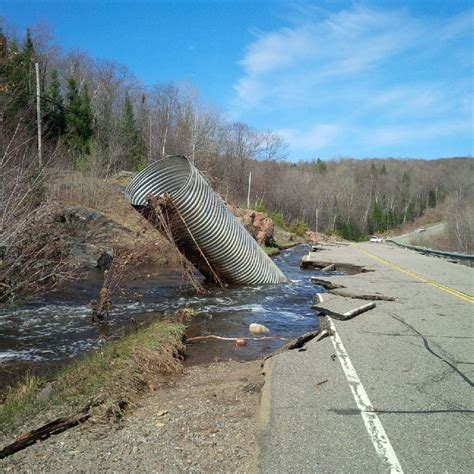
(125, 155, 287, 285)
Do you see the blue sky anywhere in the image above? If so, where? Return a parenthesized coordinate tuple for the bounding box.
(2, 0, 473, 160)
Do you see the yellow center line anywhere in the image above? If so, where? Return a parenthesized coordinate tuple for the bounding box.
(357, 246, 474, 304)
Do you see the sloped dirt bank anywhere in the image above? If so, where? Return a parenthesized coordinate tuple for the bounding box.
(1, 360, 263, 472)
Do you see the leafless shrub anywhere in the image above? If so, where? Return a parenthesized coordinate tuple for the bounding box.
(90, 239, 159, 321)
(0, 202, 79, 302)
(445, 192, 473, 253)
(0, 116, 80, 302)
(48, 167, 113, 212)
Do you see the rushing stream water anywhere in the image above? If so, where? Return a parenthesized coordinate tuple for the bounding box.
(0, 245, 326, 389)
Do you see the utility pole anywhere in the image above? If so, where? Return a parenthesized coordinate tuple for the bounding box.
(35, 62, 42, 168)
(247, 171, 252, 209)
(191, 114, 197, 163)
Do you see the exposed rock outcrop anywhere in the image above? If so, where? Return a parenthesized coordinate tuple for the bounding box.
(53, 205, 131, 270)
(227, 206, 276, 246)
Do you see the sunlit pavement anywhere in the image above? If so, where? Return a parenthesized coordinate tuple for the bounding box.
(261, 242, 473, 473)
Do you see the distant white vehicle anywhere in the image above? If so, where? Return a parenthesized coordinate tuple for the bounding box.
(416, 227, 426, 233)
(370, 235, 382, 243)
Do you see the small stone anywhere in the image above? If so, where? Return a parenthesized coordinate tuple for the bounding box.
(249, 323, 270, 334)
(235, 338, 247, 347)
(36, 383, 53, 401)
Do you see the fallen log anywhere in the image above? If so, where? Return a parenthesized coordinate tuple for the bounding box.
(310, 277, 345, 290)
(342, 302, 376, 319)
(264, 330, 330, 360)
(312, 302, 376, 321)
(321, 264, 335, 272)
(186, 335, 289, 342)
(330, 289, 395, 301)
(0, 402, 92, 459)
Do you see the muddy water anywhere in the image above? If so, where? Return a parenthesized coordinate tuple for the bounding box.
(0, 245, 326, 389)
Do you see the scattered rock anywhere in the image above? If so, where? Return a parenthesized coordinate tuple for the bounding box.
(51, 205, 132, 270)
(69, 243, 114, 270)
(55, 205, 103, 228)
(36, 383, 53, 401)
(115, 171, 136, 180)
(96, 247, 114, 270)
(249, 323, 270, 334)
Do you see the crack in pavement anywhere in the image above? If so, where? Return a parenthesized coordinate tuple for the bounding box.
(388, 313, 473, 387)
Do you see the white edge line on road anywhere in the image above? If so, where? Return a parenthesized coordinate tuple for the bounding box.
(328, 316, 404, 473)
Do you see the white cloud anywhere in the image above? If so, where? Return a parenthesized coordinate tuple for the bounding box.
(278, 123, 341, 150)
(240, 26, 315, 75)
(235, 5, 422, 107)
(232, 3, 473, 157)
(367, 120, 473, 147)
(437, 9, 473, 40)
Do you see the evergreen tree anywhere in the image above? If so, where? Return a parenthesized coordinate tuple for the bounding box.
(65, 78, 93, 156)
(404, 200, 416, 222)
(23, 29, 35, 100)
(44, 69, 65, 139)
(0, 28, 7, 58)
(380, 163, 387, 175)
(316, 158, 327, 173)
(0, 29, 36, 121)
(428, 189, 437, 208)
(401, 171, 411, 188)
(120, 93, 144, 169)
(386, 208, 396, 229)
(81, 84, 94, 141)
(95, 94, 113, 153)
(0, 29, 9, 110)
(368, 200, 384, 233)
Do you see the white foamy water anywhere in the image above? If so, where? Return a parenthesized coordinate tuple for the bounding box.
(1, 245, 324, 370)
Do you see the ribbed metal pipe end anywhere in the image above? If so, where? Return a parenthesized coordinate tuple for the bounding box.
(126, 155, 191, 206)
(125, 155, 288, 285)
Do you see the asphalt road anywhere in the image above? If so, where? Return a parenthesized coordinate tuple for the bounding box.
(391, 222, 447, 246)
(260, 242, 473, 473)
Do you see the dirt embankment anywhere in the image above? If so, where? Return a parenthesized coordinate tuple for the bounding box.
(1, 360, 264, 472)
(50, 175, 180, 272)
(33, 175, 320, 279)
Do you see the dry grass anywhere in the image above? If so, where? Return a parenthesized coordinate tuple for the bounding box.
(0, 320, 185, 435)
(48, 169, 180, 266)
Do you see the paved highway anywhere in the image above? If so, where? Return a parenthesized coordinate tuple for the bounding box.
(391, 222, 447, 246)
(260, 242, 473, 473)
